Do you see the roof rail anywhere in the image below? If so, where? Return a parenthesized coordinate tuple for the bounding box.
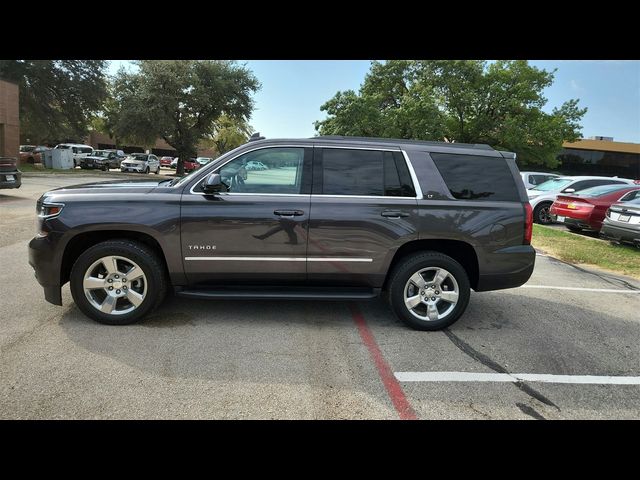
(312, 135, 494, 150)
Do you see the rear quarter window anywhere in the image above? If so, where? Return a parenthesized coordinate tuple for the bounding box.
(431, 153, 520, 201)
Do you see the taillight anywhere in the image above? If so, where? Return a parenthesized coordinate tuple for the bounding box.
(524, 203, 533, 245)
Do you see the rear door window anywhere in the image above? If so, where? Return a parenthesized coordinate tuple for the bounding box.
(431, 153, 520, 201)
(319, 148, 415, 197)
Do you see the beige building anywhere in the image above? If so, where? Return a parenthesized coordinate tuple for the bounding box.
(0, 78, 19, 158)
(559, 138, 640, 178)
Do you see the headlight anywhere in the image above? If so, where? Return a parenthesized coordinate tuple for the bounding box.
(37, 201, 64, 218)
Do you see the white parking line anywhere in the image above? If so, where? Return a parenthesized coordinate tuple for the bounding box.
(394, 372, 640, 385)
(519, 285, 640, 294)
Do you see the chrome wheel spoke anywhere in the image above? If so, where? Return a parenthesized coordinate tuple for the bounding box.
(102, 256, 120, 275)
(83, 276, 104, 290)
(405, 294, 423, 310)
(126, 266, 143, 282)
(439, 290, 459, 303)
(409, 272, 426, 289)
(433, 268, 448, 287)
(100, 295, 117, 314)
(426, 303, 440, 321)
(126, 289, 144, 307)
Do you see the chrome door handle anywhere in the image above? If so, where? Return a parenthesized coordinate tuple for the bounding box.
(274, 210, 304, 217)
(381, 210, 409, 218)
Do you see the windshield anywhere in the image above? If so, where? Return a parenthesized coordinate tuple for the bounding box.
(20, 146, 35, 152)
(127, 154, 148, 161)
(92, 151, 108, 157)
(577, 184, 632, 197)
(531, 178, 573, 192)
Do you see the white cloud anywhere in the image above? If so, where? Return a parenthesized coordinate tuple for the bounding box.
(570, 79, 586, 93)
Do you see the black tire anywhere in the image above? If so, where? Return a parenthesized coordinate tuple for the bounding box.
(69, 239, 167, 325)
(144, 166, 150, 174)
(154, 167, 159, 174)
(533, 202, 553, 225)
(566, 225, 582, 233)
(387, 251, 471, 331)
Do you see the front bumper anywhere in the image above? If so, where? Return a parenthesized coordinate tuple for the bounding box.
(121, 165, 145, 172)
(475, 245, 536, 292)
(0, 170, 22, 189)
(28, 234, 62, 305)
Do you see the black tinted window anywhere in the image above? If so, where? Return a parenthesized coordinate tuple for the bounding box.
(322, 149, 384, 196)
(431, 153, 520, 201)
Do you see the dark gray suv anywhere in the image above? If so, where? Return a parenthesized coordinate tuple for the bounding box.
(28, 136, 535, 330)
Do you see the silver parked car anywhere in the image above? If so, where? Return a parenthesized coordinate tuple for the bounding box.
(601, 196, 640, 247)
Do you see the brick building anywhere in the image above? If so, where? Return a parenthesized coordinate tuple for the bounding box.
(0, 78, 19, 158)
(85, 131, 217, 158)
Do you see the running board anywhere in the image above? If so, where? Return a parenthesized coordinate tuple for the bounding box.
(176, 286, 380, 301)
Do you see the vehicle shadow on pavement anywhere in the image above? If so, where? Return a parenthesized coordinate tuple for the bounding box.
(58, 290, 640, 383)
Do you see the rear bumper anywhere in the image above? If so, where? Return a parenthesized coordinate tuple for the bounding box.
(475, 245, 536, 292)
(28, 234, 62, 305)
(551, 214, 599, 231)
(0, 170, 21, 189)
(600, 224, 640, 246)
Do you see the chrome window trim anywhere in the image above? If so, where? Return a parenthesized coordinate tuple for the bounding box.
(401, 150, 423, 200)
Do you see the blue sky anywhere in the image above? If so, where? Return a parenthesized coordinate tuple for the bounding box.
(108, 60, 640, 143)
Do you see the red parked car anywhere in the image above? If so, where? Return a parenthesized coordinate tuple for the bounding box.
(550, 184, 640, 232)
(159, 156, 174, 168)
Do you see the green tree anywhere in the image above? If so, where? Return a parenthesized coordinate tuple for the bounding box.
(204, 114, 253, 156)
(315, 60, 587, 168)
(110, 60, 259, 175)
(0, 60, 108, 144)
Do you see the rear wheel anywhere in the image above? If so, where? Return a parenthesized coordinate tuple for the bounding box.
(388, 252, 471, 331)
(145, 166, 150, 174)
(534, 202, 553, 225)
(70, 240, 167, 325)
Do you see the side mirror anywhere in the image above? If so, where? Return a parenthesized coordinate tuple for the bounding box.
(202, 173, 228, 194)
(563, 188, 576, 193)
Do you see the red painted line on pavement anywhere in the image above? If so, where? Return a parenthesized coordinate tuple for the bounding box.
(349, 303, 418, 420)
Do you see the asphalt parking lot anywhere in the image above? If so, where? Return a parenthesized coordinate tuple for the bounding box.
(1, 173, 639, 419)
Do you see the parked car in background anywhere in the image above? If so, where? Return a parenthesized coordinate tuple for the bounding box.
(549, 184, 640, 232)
(520, 171, 559, 189)
(601, 198, 640, 248)
(0, 157, 21, 189)
(120, 153, 160, 174)
(54, 144, 94, 167)
(170, 157, 199, 172)
(196, 157, 213, 166)
(19, 145, 49, 164)
(527, 176, 635, 225)
(80, 149, 126, 171)
(159, 156, 174, 168)
(245, 160, 268, 171)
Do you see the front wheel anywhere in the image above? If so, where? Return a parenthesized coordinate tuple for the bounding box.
(69, 240, 167, 325)
(387, 252, 471, 331)
(144, 166, 150, 174)
(534, 202, 553, 225)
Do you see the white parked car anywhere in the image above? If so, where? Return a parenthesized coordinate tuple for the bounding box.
(527, 176, 635, 224)
(245, 160, 268, 171)
(54, 143, 94, 167)
(520, 171, 560, 189)
(196, 157, 213, 166)
(120, 153, 161, 174)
